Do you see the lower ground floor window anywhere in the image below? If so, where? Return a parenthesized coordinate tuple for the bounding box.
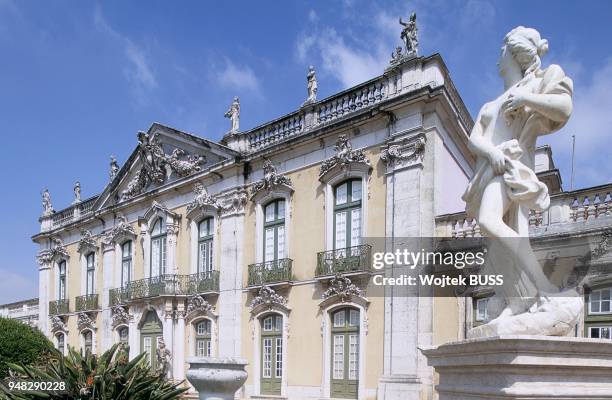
(261, 314, 282, 395)
(588, 325, 612, 339)
(118, 327, 129, 344)
(331, 307, 359, 399)
(83, 330, 93, 354)
(56, 333, 65, 355)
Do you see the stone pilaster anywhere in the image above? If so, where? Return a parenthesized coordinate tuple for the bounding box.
(101, 241, 115, 352)
(174, 308, 186, 381)
(36, 252, 52, 336)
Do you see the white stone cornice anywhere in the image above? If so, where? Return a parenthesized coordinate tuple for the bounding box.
(319, 135, 371, 183)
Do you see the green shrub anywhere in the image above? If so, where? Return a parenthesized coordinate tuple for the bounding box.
(0, 317, 54, 379)
(1, 344, 188, 400)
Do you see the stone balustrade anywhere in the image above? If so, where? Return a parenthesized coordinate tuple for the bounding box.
(435, 184, 612, 238)
(48, 196, 98, 230)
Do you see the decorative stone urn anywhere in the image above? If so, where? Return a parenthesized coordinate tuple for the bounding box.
(186, 357, 248, 400)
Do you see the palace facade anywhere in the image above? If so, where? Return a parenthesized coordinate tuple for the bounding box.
(32, 48, 612, 400)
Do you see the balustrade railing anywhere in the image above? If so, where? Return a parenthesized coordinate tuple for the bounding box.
(49, 299, 69, 315)
(108, 271, 220, 305)
(247, 259, 293, 286)
(75, 294, 99, 312)
(50, 196, 99, 230)
(316, 244, 372, 277)
(248, 113, 304, 150)
(315, 82, 385, 125)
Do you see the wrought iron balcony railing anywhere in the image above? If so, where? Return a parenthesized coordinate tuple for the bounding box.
(75, 294, 99, 312)
(109, 271, 220, 306)
(316, 244, 372, 277)
(49, 299, 69, 315)
(248, 258, 293, 286)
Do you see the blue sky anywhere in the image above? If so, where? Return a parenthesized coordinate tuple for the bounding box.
(1, 0, 611, 303)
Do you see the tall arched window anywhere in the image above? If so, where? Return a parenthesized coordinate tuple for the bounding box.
(58, 261, 67, 300)
(56, 333, 65, 355)
(85, 253, 95, 295)
(150, 218, 167, 277)
(263, 200, 285, 263)
(333, 179, 362, 252)
(83, 330, 93, 354)
(260, 314, 283, 395)
(121, 241, 132, 288)
(198, 218, 214, 275)
(331, 307, 360, 399)
(195, 319, 211, 357)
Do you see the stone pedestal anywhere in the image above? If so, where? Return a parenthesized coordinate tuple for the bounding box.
(186, 357, 248, 400)
(422, 335, 612, 399)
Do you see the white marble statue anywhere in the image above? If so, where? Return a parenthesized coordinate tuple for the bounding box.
(41, 189, 54, 216)
(463, 26, 581, 337)
(224, 97, 240, 133)
(399, 12, 418, 55)
(72, 181, 81, 204)
(306, 65, 317, 103)
(156, 338, 172, 378)
(109, 155, 120, 181)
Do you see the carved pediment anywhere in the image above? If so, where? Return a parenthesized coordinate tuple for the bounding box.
(77, 312, 96, 331)
(185, 294, 216, 321)
(319, 135, 371, 181)
(319, 275, 369, 310)
(103, 213, 136, 248)
(111, 305, 132, 328)
(186, 183, 222, 219)
(77, 229, 98, 254)
(250, 160, 293, 202)
(250, 286, 289, 315)
(119, 131, 206, 202)
(50, 315, 67, 333)
(37, 237, 69, 266)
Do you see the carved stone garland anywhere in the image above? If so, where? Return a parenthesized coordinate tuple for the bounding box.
(219, 189, 248, 216)
(250, 286, 287, 310)
(380, 136, 426, 168)
(319, 135, 371, 180)
(250, 160, 293, 200)
(121, 132, 206, 201)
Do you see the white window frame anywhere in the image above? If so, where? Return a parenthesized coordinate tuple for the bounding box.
(254, 192, 291, 264)
(588, 325, 612, 339)
(252, 309, 289, 397)
(190, 317, 217, 358)
(475, 297, 489, 322)
(589, 288, 612, 315)
(322, 167, 369, 252)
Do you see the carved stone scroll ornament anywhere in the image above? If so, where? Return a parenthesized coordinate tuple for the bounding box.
(111, 305, 131, 328)
(77, 229, 97, 254)
(250, 160, 293, 200)
(77, 312, 96, 331)
(319, 135, 371, 180)
(380, 136, 426, 168)
(322, 275, 364, 301)
(120, 132, 207, 201)
(250, 286, 287, 310)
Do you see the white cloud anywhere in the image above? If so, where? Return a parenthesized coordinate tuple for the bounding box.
(308, 9, 318, 23)
(93, 6, 157, 103)
(0, 268, 37, 304)
(216, 58, 261, 93)
(542, 58, 612, 188)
